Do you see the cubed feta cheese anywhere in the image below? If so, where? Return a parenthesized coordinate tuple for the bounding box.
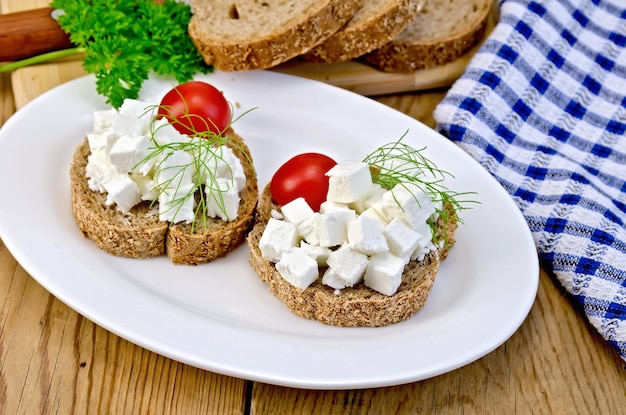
(259, 218, 299, 262)
(281, 197, 314, 225)
(297, 214, 319, 245)
(109, 134, 154, 174)
(158, 183, 195, 223)
(349, 183, 385, 213)
(201, 145, 246, 192)
(321, 267, 348, 290)
(359, 206, 387, 228)
(347, 215, 388, 255)
(103, 173, 142, 213)
(299, 241, 331, 266)
(384, 217, 421, 262)
(155, 150, 195, 188)
(319, 200, 350, 213)
(153, 118, 189, 145)
(276, 248, 320, 290)
(206, 177, 240, 221)
(381, 183, 435, 229)
(130, 173, 159, 201)
(364, 252, 405, 296)
(325, 161, 373, 203)
(326, 245, 369, 287)
(315, 209, 356, 247)
(92, 108, 117, 131)
(85, 149, 117, 193)
(87, 129, 118, 153)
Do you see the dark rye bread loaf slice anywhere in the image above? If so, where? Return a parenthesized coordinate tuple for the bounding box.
(247, 184, 458, 327)
(188, 0, 363, 71)
(362, 0, 492, 72)
(302, 0, 417, 64)
(70, 129, 258, 265)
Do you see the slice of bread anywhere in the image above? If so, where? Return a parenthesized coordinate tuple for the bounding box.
(362, 0, 492, 72)
(188, 0, 363, 71)
(70, 129, 258, 264)
(247, 184, 458, 327)
(302, 0, 418, 64)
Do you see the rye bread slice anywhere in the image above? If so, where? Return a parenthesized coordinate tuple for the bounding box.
(302, 0, 417, 64)
(247, 184, 458, 327)
(362, 0, 492, 72)
(188, 0, 362, 71)
(70, 129, 258, 264)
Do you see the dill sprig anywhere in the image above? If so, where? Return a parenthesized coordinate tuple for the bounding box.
(362, 131, 478, 247)
(133, 104, 255, 231)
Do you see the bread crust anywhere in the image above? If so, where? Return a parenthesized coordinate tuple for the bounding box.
(70, 129, 258, 264)
(188, 0, 362, 71)
(303, 0, 415, 64)
(362, 0, 491, 72)
(246, 184, 457, 327)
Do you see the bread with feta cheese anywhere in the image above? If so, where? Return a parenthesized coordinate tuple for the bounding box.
(188, 0, 363, 71)
(246, 184, 457, 327)
(301, 0, 417, 64)
(70, 129, 258, 264)
(361, 0, 491, 72)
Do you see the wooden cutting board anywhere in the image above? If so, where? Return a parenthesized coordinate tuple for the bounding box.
(3, 0, 496, 105)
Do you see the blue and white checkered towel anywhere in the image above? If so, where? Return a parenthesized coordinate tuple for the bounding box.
(435, 0, 626, 361)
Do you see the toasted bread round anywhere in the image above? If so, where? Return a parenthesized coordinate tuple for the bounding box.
(247, 184, 457, 327)
(188, 0, 362, 71)
(70, 129, 258, 264)
(362, 0, 491, 72)
(302, 0, 416, 64)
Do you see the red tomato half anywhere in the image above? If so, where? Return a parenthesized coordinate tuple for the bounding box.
(270, 153, 337, 211)
(157, 81, 232, 136)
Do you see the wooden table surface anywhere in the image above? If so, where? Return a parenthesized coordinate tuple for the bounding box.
(1, 1, 625, 414)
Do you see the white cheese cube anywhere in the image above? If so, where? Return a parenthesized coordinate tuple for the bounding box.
(381, 183, 435, 229)
(276, 248, 320, 290)
(410, 221, 436, 261)
(326, 245, 369, 287)
(202, 145, 246, 192)
(103, 173, 142, 213)
(130, 173, 159, 201)
(111, 113, 150, 137)
(92, 108, 117, 131)
(349, 183, 385, 213)
(315, 209, 356, 247)
(321, 267, 348, 290)
(155, 150, 195, 188)
(359, 207, 387, 228)
(325, 161, 373, 203)
(297, 214, 319, 245)
(299, 241, 331, 266)
(206, 177, 240, 221)
(158, 183, 195, 223)
(259, 218, 299, 262)
(153, 118, 189, 145)
(109, 135, 154, 174)
(384, 217, 421, 262)
(85, 149, 117, 193)
(364, 252, 405, 296)
(347, 215, 388, 255)
(281, 197, 314, 225)
(319, 200, 350, 213)
(87, 129, 118, 153)
(118, 99, 155, 133)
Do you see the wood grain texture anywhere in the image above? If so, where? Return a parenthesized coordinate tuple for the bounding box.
(1, 0, 625, 414)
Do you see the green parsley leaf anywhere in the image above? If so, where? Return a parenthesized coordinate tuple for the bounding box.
(49, 0, 211, 108)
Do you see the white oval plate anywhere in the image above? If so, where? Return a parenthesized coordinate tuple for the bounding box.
(0, 71, 538, 390)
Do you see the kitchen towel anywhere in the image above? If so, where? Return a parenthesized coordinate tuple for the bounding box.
(435, 0, 626, 361)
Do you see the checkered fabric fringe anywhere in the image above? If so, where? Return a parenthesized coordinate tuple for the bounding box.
(434, 0, 626, 361)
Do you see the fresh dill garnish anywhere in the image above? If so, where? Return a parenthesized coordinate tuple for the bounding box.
(133, 105, 255, 231)
(362, 131, 478, 247)
(21, 0, 212, 108)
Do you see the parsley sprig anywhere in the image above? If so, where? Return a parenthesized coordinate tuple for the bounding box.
(363, 132, 478, 246)
(0, 0, 210, 108)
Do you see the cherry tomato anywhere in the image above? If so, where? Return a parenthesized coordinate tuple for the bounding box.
(270, 153, 337, 211)
(157, 81, 231, 136)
